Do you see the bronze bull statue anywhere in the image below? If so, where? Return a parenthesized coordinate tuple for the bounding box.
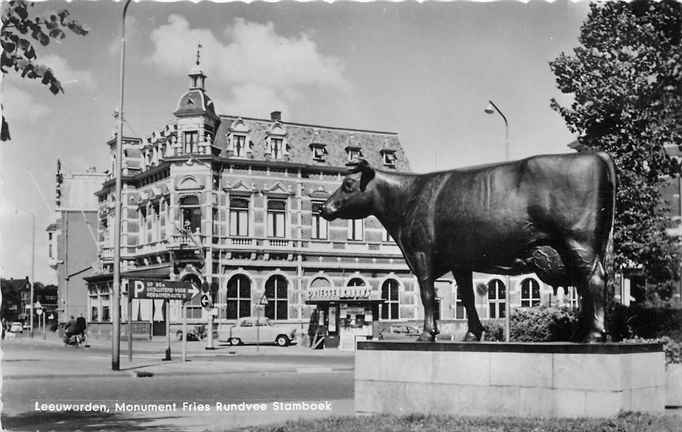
(321, 153, 616, 343)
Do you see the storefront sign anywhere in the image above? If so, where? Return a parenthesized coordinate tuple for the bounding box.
(306, 286, 380, 301)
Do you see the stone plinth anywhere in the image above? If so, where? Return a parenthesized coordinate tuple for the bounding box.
(355, 341, 665, 418)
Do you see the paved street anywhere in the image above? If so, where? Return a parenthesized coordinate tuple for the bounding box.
(1, 335, 355, 431)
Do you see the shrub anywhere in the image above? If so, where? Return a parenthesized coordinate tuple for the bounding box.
(509, 306, 577, 342)
(605, 301, 682, 342)
(622, 336, 682, 365)
(481, 321, 504, 342)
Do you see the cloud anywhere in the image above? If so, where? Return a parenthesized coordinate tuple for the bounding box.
(41, 54, 95, 89)
(149, 15, 350, 117)
(2, 85, 51, 127)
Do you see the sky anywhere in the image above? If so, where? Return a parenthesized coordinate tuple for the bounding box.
(0, 0, 590, 284)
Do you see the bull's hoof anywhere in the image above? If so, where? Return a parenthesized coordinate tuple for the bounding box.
(463, 331, 482, 342)
(417, 331, 436, 342)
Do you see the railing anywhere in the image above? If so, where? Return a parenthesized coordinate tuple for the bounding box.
(267, 239, 290, 248)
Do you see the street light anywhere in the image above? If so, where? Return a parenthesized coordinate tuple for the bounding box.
(484, 99, 511, 341)
(484, 100, 510, 162)
(112, 0, 133, 371)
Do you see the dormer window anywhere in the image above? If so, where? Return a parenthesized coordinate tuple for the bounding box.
(381, 149, 397, 167)
(269, 137, 285, 159)
(310, 143, 327, 162)
(345, 146, 362, 164)
(228, 118, 251, 158)
(232, 134, 247, 157)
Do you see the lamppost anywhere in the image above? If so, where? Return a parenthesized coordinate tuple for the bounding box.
(484, 99, 511, 342)
(112, 0, 133, 371)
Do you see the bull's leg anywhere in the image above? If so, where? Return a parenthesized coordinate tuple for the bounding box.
(579, 260, 607, 343)
(453, 270, 483, 341)
(564, 240, 606, 343)
(408, 251, 439, 342)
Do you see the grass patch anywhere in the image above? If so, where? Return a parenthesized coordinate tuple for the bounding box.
(230, 412, 682, 432)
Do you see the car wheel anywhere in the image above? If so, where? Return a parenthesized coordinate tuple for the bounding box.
(275, 335, 289, 347)
(229, 337, 242, 346)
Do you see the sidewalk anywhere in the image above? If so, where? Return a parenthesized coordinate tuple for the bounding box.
(1, 333, 354, 380)
(4, 331, 353, 358)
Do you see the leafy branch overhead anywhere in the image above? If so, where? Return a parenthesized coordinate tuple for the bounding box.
(550, 0, 682, 288)
(1, 0, 88, 140)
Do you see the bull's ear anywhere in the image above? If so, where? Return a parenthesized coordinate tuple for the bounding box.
(358, 160, 375, 191)
(347, 159, 375, 191)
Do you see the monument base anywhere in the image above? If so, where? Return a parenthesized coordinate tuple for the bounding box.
(355, 341, 665, 418)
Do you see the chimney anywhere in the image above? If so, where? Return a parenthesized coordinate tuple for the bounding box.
(270, 111, 282, 122)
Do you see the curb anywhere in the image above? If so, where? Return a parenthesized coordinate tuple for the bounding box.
(4, 367, 354, 380)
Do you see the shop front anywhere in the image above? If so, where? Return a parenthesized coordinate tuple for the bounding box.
(305, 278, 382, 349)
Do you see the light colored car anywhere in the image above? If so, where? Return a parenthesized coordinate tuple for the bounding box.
(9, 322, 23, 333)
(224, 317, 296, 347)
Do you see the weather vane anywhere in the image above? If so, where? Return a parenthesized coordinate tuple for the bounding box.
(195, 43, 202, 66)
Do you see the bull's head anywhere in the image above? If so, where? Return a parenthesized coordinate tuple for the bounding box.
(320, 159, 376, 221)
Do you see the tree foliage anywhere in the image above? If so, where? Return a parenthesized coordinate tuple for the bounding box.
(550, 0, 682, 287)
(0, 0, 88, 141)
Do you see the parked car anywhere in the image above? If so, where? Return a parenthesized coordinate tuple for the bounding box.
(377, 324, 421, 340)
(223, 317, 296, 347)
(9, 322, 23, 333)
(176, 325, 218, 342)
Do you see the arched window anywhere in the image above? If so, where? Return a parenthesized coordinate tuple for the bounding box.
(265, 275, 288, 320)
(381, 279, 400, 320)
(267, 199, 286, 238)
(180, 195, 201, 233)
(488, 279, 506, 319)
(347, 278, 365, 287)
(226, 275, 251, 319)
(521, 278, 541, 307)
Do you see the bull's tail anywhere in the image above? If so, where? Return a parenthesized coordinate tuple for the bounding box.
(596, 151, 617, 279)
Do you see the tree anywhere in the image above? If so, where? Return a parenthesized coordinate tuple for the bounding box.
(0, 0, 88, 141)
(549, 0, 682, 292)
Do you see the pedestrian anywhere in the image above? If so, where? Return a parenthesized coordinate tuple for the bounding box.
(64, 315, 77, 343)
(76, 313, 86, 339)
(1, 317, 6, 340)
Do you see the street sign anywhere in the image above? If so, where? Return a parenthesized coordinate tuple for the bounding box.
(36, 309, 43, 316)
(48, 314, 54, 320)
(129, 280, 200, 300)
(258, 294, 269, 306)
(200, 294, 211, 309)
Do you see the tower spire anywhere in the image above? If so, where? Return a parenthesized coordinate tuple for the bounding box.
(195, 43, 202, 67)
(189, 42, 206, 91)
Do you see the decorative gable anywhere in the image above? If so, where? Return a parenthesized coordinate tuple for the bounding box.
(223, 180, 257, 195)
(176, 175, 204, 191)
(262, 182, 294, 197)
(307, 186, 330, 199)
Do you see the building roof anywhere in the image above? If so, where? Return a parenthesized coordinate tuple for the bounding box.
(213, 115, 410, 171)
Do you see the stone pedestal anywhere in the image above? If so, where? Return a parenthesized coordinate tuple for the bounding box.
(355, 341, 665, 418)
